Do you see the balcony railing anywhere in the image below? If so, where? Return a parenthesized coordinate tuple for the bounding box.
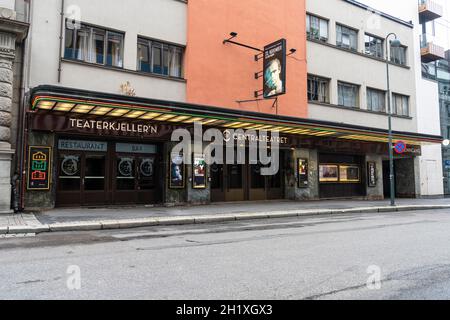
(420, 34, 446, 63)
(418, 0, 443, 23)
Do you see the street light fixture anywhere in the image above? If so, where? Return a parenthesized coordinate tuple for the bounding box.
(386, 33, 402, 207)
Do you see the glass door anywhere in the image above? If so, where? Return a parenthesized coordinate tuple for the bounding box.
(57, 153, 82, 206)
(136, 156, 158, 203)
(82, 154, 107, 205)
(113, 143, 160, 205)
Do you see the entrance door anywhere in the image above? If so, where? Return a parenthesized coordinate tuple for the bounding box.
(210, 164, 246, 202)
(210, 151, 285, 202)
(114, 154, 159, 205)
(57, 152, 108, 207)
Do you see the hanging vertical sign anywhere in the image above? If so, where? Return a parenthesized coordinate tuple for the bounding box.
(368, 162, 377, 187)
(263, 39, 287, 99)
(27, 146, 52, 190)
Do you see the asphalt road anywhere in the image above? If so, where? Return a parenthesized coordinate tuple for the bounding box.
(1, 209, 450, 300)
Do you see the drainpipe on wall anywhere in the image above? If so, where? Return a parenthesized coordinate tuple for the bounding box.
(17, 0, 32, 211)
(58, 0, 64, 83)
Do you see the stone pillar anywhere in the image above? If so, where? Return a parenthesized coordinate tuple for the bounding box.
(285, 148, 319, 201)
(0, 31, 16, 213)
(365, 154, 383, 200)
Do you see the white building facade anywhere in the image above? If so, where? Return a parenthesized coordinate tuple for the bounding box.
(306, 0, 444, 198)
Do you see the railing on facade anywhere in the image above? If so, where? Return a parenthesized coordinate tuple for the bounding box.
(418, 0, 444, 22)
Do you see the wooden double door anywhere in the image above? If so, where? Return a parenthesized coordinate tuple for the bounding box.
(56, 141, 161, 207)
(210, 153, 285, 202)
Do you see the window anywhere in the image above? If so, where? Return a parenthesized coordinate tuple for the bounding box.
(392, 93, 409, 116)
(390, 45, 407, 65)
(365, 34, 383, 58)
(306, 14, 328, 41)
(137, 37, 184, 78)
(336, 24, 358, 51)
(367, 88, 386, 112)
(338, 82, 359, 108)
(64, 21, 124, 68)
(307, 75, 330, 103)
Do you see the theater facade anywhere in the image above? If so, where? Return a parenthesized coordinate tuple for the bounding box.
(21, 86, 441, 210)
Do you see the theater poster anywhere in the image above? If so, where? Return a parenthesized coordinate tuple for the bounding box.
(263, 39, 287, 99)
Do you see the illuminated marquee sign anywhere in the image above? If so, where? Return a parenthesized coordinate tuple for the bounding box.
(27, 146, 52, 191)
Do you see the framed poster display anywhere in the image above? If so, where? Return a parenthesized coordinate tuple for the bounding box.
(319, 164, 339, 182)
(193, 154, 207, 189)
(339, 165, 361, 183)
(297, 158, 309, 188)
(169, 153, 185, 189)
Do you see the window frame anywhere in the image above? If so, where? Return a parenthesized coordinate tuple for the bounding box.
(64, 20, 125, 69)
(364, 33, 384, 59)
(390, 44, 408, 66)
(136, 36, 185, 79)
(306, 13, 329, 42)
(338, 81, 360, 108)
(392, 93, 410, 117)
(307, 74, 331, 103)
(366, 87, 386, 113)
(336, 23, 358, 51)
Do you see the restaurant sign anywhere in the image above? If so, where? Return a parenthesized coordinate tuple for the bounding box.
(58, 139, 108, 152)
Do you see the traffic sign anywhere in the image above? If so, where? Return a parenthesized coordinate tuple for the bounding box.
(394, 141, 407, 154)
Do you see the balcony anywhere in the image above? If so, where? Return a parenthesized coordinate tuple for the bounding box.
(418, 0, 443, 23)
(420, 34, 446, 63)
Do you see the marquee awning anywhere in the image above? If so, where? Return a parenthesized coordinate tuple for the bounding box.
(30, 85, 442, 145)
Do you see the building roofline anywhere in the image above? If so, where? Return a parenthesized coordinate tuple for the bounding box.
(342, 0, 414, 29)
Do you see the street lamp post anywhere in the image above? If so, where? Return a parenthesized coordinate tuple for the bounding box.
(385, 33, 402, 207)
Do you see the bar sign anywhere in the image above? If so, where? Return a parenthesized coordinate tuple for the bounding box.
(27, 146, 52, 190)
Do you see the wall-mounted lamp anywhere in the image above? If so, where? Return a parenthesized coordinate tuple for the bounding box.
(223, 32, 238, 44)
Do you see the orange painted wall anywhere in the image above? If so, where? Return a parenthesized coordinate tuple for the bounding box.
(185, 0, 307, 118)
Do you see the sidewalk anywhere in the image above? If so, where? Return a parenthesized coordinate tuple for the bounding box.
(2, 198, 450, 236)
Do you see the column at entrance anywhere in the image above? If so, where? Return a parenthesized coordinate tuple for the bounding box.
(0, 31, 16, 213)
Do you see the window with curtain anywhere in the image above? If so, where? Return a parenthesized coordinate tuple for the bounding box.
(338, 82, 359, 108)
(306, 14, 329, 41)
(392, 93, 409, 116)
(390, 45, 407, 65)
(107, 32, 124, 68)
(64, 21, 123, 68)
(137, 37, 184, 78)
(336, 24, 358, 51)
(367, 88, 386, 112)
(307, 75, 330, 103)
(365, 34, 383, 59)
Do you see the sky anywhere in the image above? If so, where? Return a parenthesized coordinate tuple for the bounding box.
(360, 0, 450, 50)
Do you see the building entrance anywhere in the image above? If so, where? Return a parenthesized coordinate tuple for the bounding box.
(210, 151, 285, 202)
(56, 139, 161, 207)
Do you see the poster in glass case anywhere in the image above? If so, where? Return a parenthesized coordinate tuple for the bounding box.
(319, 165, 339, 182)
(339, 165, 361, 183)
(193, 154, 207, 189)
(170, 153, 185, 189)
(298, 158, 309, 188)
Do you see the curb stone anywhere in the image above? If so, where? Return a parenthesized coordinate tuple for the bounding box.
(4, 204, 450, 235)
